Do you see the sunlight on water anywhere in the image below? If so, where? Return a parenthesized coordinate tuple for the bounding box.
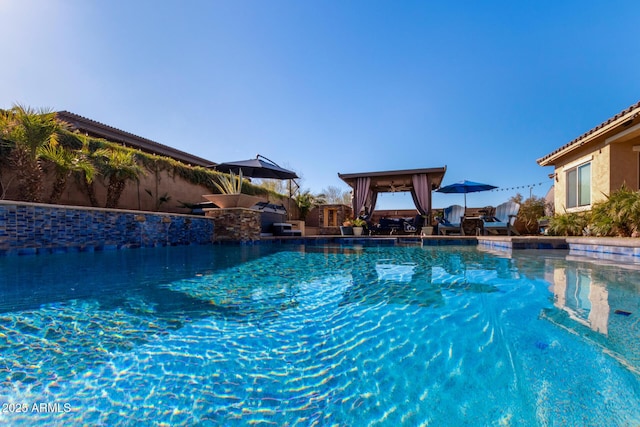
(0, 245, 638, 426)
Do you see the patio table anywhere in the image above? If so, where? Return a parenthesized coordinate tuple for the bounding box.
(463, 216, 484, 236)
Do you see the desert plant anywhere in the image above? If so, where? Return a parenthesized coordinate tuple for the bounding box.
(589, 184, 640, 237)
(295, 190, 326, 220)
(40, 143, 95, 204)
(94, 148, 145, 208)
(145, 189, 172, 211)
(546, 212, 589, 236)
(0, 105, 67, 202)
(588, 202, 615, 237)
(75, 135, 101, 207)
(212, 170, 244, 194)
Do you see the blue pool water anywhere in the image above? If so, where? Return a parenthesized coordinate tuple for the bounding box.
(0, 244, 639, 426)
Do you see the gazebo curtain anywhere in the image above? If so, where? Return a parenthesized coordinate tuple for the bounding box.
(352, 173, 431, 218)
(410, 174, 431, 216)
(352, 177, 371, 217)
(366, 189, 378, 218)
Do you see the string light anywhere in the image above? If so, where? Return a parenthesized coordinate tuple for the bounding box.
(489, 181, 548, 192)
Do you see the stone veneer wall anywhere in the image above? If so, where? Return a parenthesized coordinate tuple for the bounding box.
(0, 201, 214, 256)
(205, 208, 261, 243)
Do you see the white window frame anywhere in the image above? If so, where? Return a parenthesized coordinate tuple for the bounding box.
(565, 161, 591, 209)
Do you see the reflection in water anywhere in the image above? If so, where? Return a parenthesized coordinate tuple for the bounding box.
(375, 260, 416, 283)
(535, 253, 640, 377)
(341, 247, 518, 307)
(342, 256, 441, 307)
(548, 266, 609, 334)
(431, 266, 500, 294)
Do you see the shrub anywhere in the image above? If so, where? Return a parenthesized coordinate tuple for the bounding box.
(515, 195, 548, 234)
(352, 218, 366, 227)
(544, 186, 640, 237)
(589, 184, 640, 237)
(295, 191, 326, 220)
(547, 212, 589, 236)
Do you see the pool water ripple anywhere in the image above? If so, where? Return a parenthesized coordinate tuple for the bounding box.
(0, 245, 639, 426)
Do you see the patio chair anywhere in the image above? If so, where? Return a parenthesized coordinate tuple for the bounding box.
(482, 201, 520, 236)
(437, 205, 465, 235)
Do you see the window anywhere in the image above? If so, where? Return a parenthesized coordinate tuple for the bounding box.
(566, 162, 591, 208)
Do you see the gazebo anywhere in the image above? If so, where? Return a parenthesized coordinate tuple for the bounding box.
(338, 167, 447, 219)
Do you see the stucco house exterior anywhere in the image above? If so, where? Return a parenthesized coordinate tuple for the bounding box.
(537, 101, 640, 213)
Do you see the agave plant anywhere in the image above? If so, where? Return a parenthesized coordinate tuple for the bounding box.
(145, 189, 172, 211)
(212, 170, 244, 194)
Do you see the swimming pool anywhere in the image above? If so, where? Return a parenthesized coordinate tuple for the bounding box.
(1, 244, 638, 426)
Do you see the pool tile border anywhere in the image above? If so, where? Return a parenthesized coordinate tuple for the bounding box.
(565, 237, 640, 260)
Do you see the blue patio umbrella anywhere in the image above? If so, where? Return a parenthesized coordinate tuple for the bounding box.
(436, 180, 498, 208)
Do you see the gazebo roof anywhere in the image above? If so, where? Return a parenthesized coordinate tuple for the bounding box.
(338, 167, 447, 192)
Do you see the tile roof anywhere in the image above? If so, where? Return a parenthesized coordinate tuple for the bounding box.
(56, 111, 216, 167)
(537, 100, 640, 166)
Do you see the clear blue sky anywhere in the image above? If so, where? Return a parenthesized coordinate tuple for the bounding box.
(2, 1, 640, 210)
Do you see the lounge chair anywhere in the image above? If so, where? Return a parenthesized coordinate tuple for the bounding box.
(482, 201, 520, 235)
(437, 205, 465, 235)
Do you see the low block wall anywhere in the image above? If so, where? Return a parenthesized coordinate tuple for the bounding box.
(0, 201, 214, 256)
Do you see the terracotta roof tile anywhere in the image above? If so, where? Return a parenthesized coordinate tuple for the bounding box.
(537, 100, 640, 166)
(56, 111, 216, 167)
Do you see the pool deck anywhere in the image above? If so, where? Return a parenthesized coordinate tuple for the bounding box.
(261, 234, 640, 262)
